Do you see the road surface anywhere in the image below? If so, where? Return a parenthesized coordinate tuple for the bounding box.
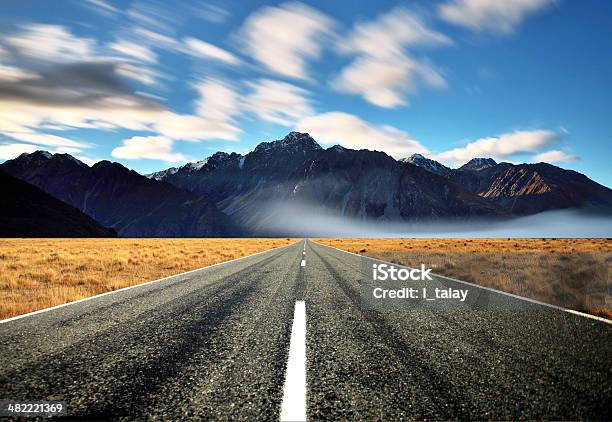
(1, 240, 610, 420)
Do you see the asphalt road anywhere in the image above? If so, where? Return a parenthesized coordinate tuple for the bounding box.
(1, 240, 610, 420)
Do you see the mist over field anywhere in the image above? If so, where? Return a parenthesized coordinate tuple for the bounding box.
(258, 202, 612, 238)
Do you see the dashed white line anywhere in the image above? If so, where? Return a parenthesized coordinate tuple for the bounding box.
(280, 301, 307, 422)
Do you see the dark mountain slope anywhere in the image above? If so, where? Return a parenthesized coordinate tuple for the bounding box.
(293, 146, 503, 219)
(1, 152, 236, 237)
(0, 169, 116, 237)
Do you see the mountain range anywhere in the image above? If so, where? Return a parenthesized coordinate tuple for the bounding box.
(0, 152, 236, 237)
(0, 169, 116, 237)
(1, 132, 610, 237)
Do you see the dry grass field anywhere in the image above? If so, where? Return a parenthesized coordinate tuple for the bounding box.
(0, 238, 296, 320)
(317, 238, 612, 319)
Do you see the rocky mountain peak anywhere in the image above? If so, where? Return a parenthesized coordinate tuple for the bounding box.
(253, 132, 322, 154)
(459, 157, 497, 171)
(401, 153, 451, 177)
(16, 150, 85, 167)
(19, 150, 52, 160)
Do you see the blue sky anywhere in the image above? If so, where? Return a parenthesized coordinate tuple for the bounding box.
(0, 0, 610, 186)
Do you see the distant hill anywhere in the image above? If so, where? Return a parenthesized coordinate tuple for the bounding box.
(1, 152, 238, 237)
(0, 169, 116, 237)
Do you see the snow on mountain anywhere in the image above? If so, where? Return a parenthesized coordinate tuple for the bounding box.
(401, 153, 451, 177)
(146, 157, 211, 181)
(146, 167, 178, 181)
(459, 158, 498, 171)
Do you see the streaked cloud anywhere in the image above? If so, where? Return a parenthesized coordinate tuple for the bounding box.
(155, 112, 241, 142)
(4, 24, 96, 61)
(438, 0, 556, 33)
(1, 131, 88, 149)
(333, 8, 449, 108)
(238, 2, 335, 80)
(84, 0, 118, 15)
(295, 111, 429, 158)
(434, 129, 561, 165)
(0, 55, 240, 158)
(194, 2, 230, 23)
(183, 37, 240, 65)
(126, 0, 182, 34)
(245, 79, 314, 126)
(533, 149, 578, 163)
(133, 27, 180, 49)
(116, 63, 163, 86)
(0, 60, 162, 149)
(109, 39, 158, 63)
(0, 64, 39, 81)
(153, 78, 241, 142)
(332, 55, 445, 108)
(111, 135, 186, 162)
(339, 7, 451, 57)
(0, 143, 40, 160)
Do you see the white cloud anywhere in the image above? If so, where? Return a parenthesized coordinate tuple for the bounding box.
(73, 156, 103, 166)
(183, 37, 240, 65)
(434, 129, 561, 165)
(149, 77, 244, 141)
(111, 135, 186, 162)
(0, 64, 38, 81)
(339, 7, 451, 58)
(85, 0, 118, 14)
(332, 55, 445, 108)
(438, 0, 556, 33)
(133, 27, 180, 49)
(116, 63, 162, 85)
(2, 131, 89, 150)
(533, 149, 577, 163)
(295, 111, 429, 158)
(194, 78, 240, 121)
(155, 112, 240, 141)
(0, 143, 40, 160)
(245, 79, 314, 126)
(238, 2, 335, 80)
(5, 24, 96, 61)
(126, 1, 181, 34)
(109, 39, 157, 63)
(0, 59, 242, 151)
(195, 3, 230, 23)
(333, 8, 449, 108)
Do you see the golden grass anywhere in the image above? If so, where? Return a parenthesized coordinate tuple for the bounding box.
(0, 238, 296, 319)
(317, 238, 612, 319)
(316, 238, 612, 254)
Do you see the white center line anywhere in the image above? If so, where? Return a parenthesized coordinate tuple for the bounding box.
(280, 301, 307, 422)
(300, 259, 306, 267)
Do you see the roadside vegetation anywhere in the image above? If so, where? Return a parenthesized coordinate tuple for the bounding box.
(0, 238, 295, 319)
(317, 238, 611, 320)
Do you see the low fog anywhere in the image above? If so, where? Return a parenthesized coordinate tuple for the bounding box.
(255, 202, 612, 238)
